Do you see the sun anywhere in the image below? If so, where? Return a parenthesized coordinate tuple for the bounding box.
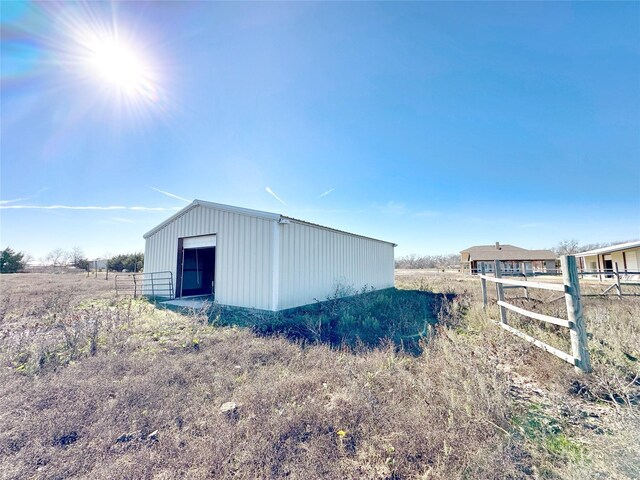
(87, 37, 145, 91)
(82, 33, 156, 101)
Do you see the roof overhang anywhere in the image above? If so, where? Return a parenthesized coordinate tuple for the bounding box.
(143, 199, 397, 246)
(574, 240, 640, 257)
(143, 200, 281, 239)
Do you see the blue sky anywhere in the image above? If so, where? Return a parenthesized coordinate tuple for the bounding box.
(2, 1, 639, 260)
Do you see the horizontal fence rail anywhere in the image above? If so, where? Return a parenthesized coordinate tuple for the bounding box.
(115, 271, 174, 300)
(578, 264, 640, 298)
(480, 256, 591, 374)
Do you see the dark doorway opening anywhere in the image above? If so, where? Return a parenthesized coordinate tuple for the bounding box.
(180, 247, 215, 297)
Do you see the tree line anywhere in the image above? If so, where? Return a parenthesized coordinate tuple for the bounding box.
(550, 239, 637, 256)
(395, 253, 459, 269)
(0, 247, 143, 274)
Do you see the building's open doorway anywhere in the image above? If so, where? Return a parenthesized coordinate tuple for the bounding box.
(603, 254, 613, 278)
(176, 235, 216, 298)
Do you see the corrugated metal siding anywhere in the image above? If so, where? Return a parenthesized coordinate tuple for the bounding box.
(277, 220, 395, 310)
(144, 205, 274, 310)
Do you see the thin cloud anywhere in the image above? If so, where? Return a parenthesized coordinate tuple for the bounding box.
(379, 201, 406, 215)
(0, 187, 49, 205)
(265, 186, 287, 206)
(150, 187, 190, 202)
(0, 205, 181, 211)
(414, 210, 441, 218)
(0, 198, 29, 205)
(319, 188, 335, 197)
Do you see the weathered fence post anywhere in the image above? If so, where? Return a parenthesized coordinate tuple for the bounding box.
(613, 262, 622, 299)
(561, 255, 592, 374)
(481, 264, 487, 309)
(521, 263, 530, 300)
(133, 274, 138, 298)
(494, 260, 508, 324)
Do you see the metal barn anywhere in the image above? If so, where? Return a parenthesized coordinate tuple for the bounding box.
(143, 200, 396, 311)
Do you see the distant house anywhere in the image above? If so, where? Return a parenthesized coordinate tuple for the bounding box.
(91, 259, 108, 271)
(460, 242, 556, 275)
(574, 241, 640, 279)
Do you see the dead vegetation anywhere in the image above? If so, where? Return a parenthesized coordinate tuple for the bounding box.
(0, 271, 638, 479)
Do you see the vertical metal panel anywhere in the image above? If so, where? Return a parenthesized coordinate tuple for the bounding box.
(144, 205, 274, 310)
(278, 220, 395, 310)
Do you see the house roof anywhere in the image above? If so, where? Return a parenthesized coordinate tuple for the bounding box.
(460, 244, 556, 262)
(143, 199, 397, 246)
(574, 240, 640, 257)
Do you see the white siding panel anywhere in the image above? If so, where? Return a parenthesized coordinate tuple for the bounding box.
(144, 205, 274, 310)
(626, 251, 639, 271)
(278, 220, 395, 310)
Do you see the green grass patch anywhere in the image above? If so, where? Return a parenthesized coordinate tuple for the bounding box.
(211, 287, 454, 352)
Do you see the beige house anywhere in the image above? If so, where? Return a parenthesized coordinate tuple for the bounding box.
(460, 242, 557, 275)
(575, 241, 640, 279)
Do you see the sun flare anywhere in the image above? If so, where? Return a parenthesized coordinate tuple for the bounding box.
(88, 38, 144, 90)
(81, 33, 156, 101)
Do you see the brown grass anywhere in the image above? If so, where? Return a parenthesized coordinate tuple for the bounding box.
(0, 271, 638, 479)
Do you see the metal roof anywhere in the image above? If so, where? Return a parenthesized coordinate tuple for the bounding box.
(574, 240, 640, 257)
(144, 199, 397, 246)
(282, 215, 397, 246)
(143, 200, 280, 238)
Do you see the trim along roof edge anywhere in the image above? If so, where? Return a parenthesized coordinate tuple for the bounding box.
(281, 216, 397, 247)
(574, 240, 640, 257)
(144, 200, 397, 246)
(143, 200, 281, 238)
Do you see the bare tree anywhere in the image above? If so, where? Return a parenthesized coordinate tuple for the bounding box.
(44, 248, 69, 268)
(554, 239, 580, 256)
(69, 246, 88, 268)
(395, 253, 459, 269)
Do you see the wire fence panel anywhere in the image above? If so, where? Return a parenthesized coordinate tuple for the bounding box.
(115, 271, 174, 300)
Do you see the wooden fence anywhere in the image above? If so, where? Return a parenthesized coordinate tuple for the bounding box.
(579, 263, 640, 298)
(480, 255, 591, 374)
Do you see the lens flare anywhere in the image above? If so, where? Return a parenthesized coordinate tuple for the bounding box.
(74, 26, 160, 105)
(2, 1, 168, 126)
(86, 37, 147, 91)
(54, 1, 166, 115)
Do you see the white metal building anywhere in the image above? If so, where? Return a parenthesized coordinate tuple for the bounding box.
(143, 200, 396, 311)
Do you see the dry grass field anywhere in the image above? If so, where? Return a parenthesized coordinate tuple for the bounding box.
(0, 271, 638, 479)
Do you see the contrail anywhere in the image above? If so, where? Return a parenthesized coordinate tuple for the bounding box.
(0, 205, 181, 211)
(319, 188, 335, 197)
(265, 187, 287, 206)
(0, 187, 50, 205)
(0, 198, 29, 205)
(150, 187, 190, 202)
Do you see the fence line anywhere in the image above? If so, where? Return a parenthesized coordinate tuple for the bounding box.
(115, 271, 174, 300)
(578, 263, 640, 298)
(480, 255, 591, 374)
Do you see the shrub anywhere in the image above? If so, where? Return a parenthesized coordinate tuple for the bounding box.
(0, 247, 27, 273)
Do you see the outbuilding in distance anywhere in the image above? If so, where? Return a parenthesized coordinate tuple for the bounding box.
(143, 200, 396, 311)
